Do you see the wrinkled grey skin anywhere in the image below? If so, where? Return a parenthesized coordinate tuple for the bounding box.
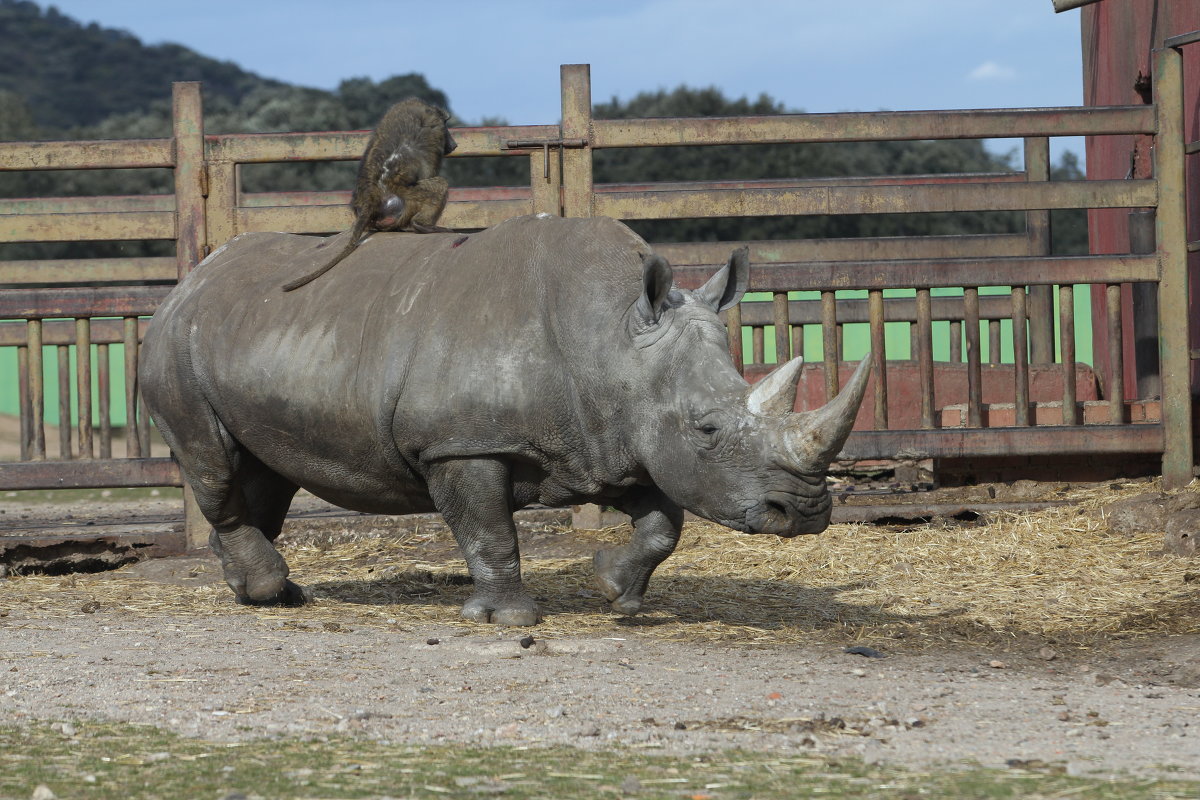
(141, 215, 871, 625)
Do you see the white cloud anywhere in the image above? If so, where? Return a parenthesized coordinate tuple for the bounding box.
(968, 61, 1018, 81)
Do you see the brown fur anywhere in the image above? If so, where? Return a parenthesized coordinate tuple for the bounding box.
(282, 98, 457, 291)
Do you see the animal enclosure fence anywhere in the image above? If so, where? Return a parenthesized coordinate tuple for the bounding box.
(0, 53, 1195, 549)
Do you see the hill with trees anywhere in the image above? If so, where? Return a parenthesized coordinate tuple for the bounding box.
(0, 0, 1085, 258)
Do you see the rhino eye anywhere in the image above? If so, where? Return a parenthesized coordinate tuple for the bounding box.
(698, 423, 720, 436)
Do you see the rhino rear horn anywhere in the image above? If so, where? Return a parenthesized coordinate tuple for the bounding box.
(783, 353, 873, 469)
(747, 356, 805, 416)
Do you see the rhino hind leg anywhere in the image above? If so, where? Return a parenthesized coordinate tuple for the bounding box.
(593, 489, 684, 616)
(156, 411, 303, 606)
(426, 458, 541, 625)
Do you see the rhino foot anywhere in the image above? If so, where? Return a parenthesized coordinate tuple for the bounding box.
(460, 592, 541, 626)
(593, 549, 646, 616)
(234, 579, 311, 607)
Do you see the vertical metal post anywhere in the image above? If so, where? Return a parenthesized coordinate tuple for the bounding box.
(75, 318, 92, 459)
(98, 343, 112, 459)
(1012, 287, 1030, 426)
(1153, 46, 1193, 488)
(1128, 210, 1160, 398)
(56, 345, 71, 459)
(123, 317, 141, 458)
(916, 289, 935, 429)
(17, 345, 31, 460)
(868, 290, 887, 428)
(27, 320, 45, 459)
(1106, 283, 1126, 423)
(1060, 285, 1079, 425)
(772, 292, 790, 364)
(559, 65, 593, 219)
(821, 291, 839, 401)
(964, 289, 982, 427)
(1024, 137, 1055, 364)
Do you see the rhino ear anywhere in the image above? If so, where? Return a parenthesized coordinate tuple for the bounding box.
(696, 246, 749, 313)
(636, 253, 674, 324)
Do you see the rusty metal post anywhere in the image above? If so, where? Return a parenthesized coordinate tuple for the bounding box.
(1012, 287, 1030, 426)
(1106, 283, 1125, 423)
(173, 81, 209, 550)
(772, 292, 790, 363)
(559, 65, 593, 219)
(916, 289, 935, 428)
(821, 291, 839, 401)
(964, 289, 982, 427)
(1059, 285, 1079, 425)
(27, 320, 45, 459)
(75, 318, 92, 459)
(868, 290, 887, 428)
(1153, 46, 1193, 488)
(1024, 137, 1055, 364)
(1128, 210, 1160, 398)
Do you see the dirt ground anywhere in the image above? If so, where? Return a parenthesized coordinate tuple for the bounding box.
(1, 492, 1199, 782)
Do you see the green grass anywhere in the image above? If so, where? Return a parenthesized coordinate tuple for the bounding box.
(0, 487, 181, 504)
(1, 721, 1196, 800)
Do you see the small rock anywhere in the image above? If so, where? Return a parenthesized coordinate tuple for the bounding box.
(851, 668, 867, 677)
(426, 638, 440, 646)
(674, 721, 687, 730)
(1104, 493, 1168, 536)
(1164, 510, 1200, 556)
(844, 646, 887, 659)
(1037, 646, 1058, 661)
(31, 785, 56, 800)
(546, 706, 565, 718)
(1093, 673, 1120, 687)
(1057, 711, 1071, 722)
(518, 635, 536, 649)
(989, 660, 1008, 669)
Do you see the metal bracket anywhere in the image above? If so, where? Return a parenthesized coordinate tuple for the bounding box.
(503, 137, 588, 178)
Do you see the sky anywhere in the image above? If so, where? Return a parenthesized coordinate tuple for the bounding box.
(40, 0, 1085, 161)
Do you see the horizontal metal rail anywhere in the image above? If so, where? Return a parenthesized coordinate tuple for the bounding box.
(671, 254, 1157, 292)
(0, 317, 150, 347)
(0, 458, 181, 490)
(0, 257, 176, 286)
(0, 286, 170, 319)
(592, 106, 1155, 148)
(596, 179, 1155, 220)
(0, 138, 174, 171)
(839, 425, 1164, 461)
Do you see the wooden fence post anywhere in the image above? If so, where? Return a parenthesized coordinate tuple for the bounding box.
(172, 81, 211, 550)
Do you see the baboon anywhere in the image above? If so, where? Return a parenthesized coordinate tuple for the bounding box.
(282, 98, 457, 291)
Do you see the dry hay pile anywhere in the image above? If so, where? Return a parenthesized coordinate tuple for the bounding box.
(2, 479, 1197, 647)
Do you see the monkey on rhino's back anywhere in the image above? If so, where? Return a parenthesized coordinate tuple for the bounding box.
(281, 97, 457, 291)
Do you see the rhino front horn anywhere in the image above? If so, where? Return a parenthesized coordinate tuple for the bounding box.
(783, 352, 873, 469)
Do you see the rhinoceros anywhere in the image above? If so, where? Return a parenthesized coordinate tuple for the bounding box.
(141, 214, 871, 625)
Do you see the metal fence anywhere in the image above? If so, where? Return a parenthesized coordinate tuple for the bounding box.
(0, 51, 1194, 548)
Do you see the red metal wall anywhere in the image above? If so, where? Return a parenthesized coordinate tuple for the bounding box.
(1083, 0, 1200, 395)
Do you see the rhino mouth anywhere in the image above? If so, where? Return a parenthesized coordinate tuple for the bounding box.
(745, 490, 833, 537)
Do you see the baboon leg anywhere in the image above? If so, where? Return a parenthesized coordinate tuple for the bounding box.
(407, 177, 453, 233)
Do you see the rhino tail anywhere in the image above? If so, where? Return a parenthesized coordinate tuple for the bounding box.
(280, 217, 369, 292)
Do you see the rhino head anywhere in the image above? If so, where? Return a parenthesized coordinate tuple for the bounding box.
(627, 247, 871, 537)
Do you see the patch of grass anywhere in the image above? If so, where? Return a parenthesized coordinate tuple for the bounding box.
(0, 486, 181, 504)
(1, 721, 1197, 800)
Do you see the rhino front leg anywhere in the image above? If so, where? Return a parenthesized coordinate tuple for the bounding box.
(593, 488, 684, 616)
(426, 458, 540, 625)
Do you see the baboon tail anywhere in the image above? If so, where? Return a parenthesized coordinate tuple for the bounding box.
(281, 219, 368, 292)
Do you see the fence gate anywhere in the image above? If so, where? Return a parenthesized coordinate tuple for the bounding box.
(1, 51, 1195, 553)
